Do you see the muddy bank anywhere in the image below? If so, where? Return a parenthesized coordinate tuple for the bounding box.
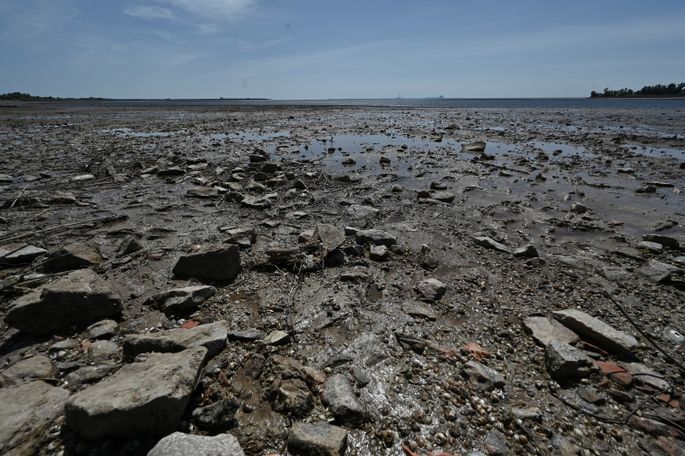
(1, 103, 684, 456)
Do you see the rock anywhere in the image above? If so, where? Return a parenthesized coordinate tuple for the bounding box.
(123, 321, 228, 360)
(117, 236, 143, 257)
(571, 202, 588, 214)
(430, 181, 447, 190)
(483, 429, 509, 455)
(5, 269, 122, 334)
(42, 242, 103, 272)
(158, 166, 186, 176)
(192, 398, 240, 431)
(147, 285, 217, 316)
(638, 240, 664, 253)
(65, 347, 207, 439)
(553, 309, 639, 356)
(462, 141, 486, 152)
(64, 365, 117, 386)
(355, 229, 397, 247)
(544, 340, 592, 382)
(288, 422, 348, 456)
(522, 316, 579, 347)
(513, 245, 538, 258)
(321, 374, 368, 424)
(87, 340, 120, 360)
(347, 204, 379, 219)
(622, 363, 670, 391)
(432, 191, 455, 203)
(369, 244, 389, 261)
(263, 330, 290, 345)
(643, 234, 681, 249)
(313, 224, 346, 255)
(342, 157, 356, 165)
(86, 319, 118, 339)
(462, 361, 505, 391)
(0, 381, 70, 455)
(638, 259, 680, 284)
(187, 186, 219, 198)
(270, 378, 314, 417)
(416, 278, 446, 302)
(473, 236, 511, 253)
(402, 302, 438, 320)
(339, 270, 369, 283)
(636, 184, 657, 194)
(0, 174, 13, 183)
(172, 245, 241, 283)
(0, 244, 47, 266)
(0, 355, 55, 387)
(227, 328, 265, 341)
(147, 432, 245, 456)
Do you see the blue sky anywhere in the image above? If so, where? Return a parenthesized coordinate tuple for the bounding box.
(1, 0, 684, 99)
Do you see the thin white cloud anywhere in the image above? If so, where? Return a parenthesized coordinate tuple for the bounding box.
(163, 0, 255, 19)
(124, 6, 175, 21)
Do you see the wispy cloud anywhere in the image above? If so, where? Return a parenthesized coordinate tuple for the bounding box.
(163, 0, 255, 20)
(124, 5, 175, 21)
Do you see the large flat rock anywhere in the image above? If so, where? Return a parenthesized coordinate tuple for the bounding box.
(553, 309, 639, 356)
(147, 432, 245, 456)
(123, 321, 228, 360)
(5, 269, 122, 334)
(0, 355, 55, 387)
(172, 244, 241, 283)
(65, 347, 207, 439)
(523, 316, 579, 347)
(42, 242, 103, 272)
(0, 381, 70, 455)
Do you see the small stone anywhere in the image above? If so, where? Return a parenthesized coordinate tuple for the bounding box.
(0, 244, 47, 266)
(270, 378, 314, 417)
(369, 244, 389, 261)
(544, 340, 592, 382)
(322, 374, 368, 424)
(571, 202, 588, 214)
(116, 236, 143, 257)
(643, 234, 681, 249)
(432, 191, 455, 203)
(123, 321, 228, 360)
(621, 363, 669, 391)
(263, 330, 290, 345)
(355, 229, 396, 247)
(147, 432, 245, 456)
(473, 236, 511, 253)
(462, 141, 486, 152)
(637, 240, 663, 253)
(191, 398, 240, 432)
(86, 319, 118, 339)
(484, 429, 509, 455)
(147, 285, 217, 316)
(513, 245, 539, 258)
(416, 278, 446, 302)
(462, 361, 505, 391)
(401, 302, 438, 320)
(0, 355, 55, 387)
(288, 422, 348, 456)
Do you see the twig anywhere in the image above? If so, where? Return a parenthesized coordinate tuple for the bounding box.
(9, 185, 29, 209)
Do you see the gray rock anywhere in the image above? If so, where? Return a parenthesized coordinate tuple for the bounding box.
(462, 361, 505, 391)
(416, 278, 446, 302)
(86, 319, 118, 339)
(638, 259, 680, 284)
(227, 328, 265, 341)
(483, 429, 509, 455)
(117, 236, 143, 257)
(0, 244, 47, 266)
(401, 302, 438, 320)
(0, 381, 70, 455)
(553, 309, 639, 356)
(263, 330, 290, 345)
(0, 355, 55, 387)
(66, 347, 207, 439)
(270, 378, 314, 417)
(369, 244, 389, 261)
(147, 432, 245, 456)
(643, 234, 681, 249)
(147, 285, 217, 316)
(355, 229, 397, 247)
(346, 205, 379, 219)
(42, 242, 103, 272)
(513, 245, 539, 258)
(544, 340, 592, 382)
(123, 321, 228, 360)
(571, 202, 588, 214)
(473, 236, 511, 253)
(522, 316, 579, 347)
(637, 240, 663, 253)
(622, 363, 670, 391)
(5, 269, 122, 334)
(288, 422, 348, 456)
(462, 141, 486, 152)
(192, 398, 240, 432)
(172, 245, 241, 283)
(321, 374, 368, 424)
(313, 224, 346, 255)
(64, 364, 117, 386)
(0, 174, 13, 183)
(432, 191, 455, 203)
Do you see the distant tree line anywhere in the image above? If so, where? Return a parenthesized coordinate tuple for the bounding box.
(591, 83, 685, 98)
(0, 92, 106, 101)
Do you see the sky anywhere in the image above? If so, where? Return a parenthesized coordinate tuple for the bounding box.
(1, 0, 684, 99)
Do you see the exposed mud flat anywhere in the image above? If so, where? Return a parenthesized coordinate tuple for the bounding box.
(1, 103, 684, 456)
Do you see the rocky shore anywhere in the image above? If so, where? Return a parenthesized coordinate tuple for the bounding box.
(0, 102, 684, 455)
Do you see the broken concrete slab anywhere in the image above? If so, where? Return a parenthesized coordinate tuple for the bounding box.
(5, 269, 122, 334)
(65, 347, 207, 439)
(553, 309, 639, 356)
(123, 321, 228, 360)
